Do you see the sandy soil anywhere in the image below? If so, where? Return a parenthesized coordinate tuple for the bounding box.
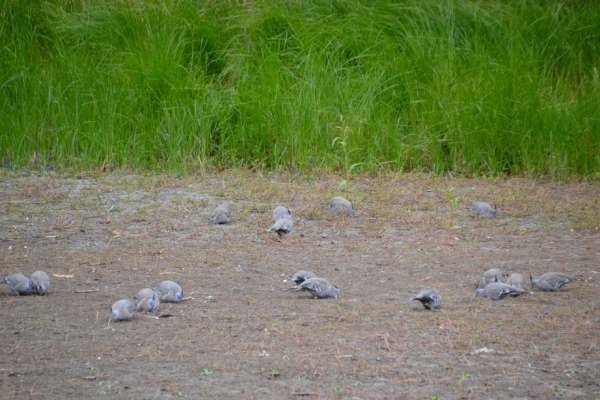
(1, 171, 599, 399)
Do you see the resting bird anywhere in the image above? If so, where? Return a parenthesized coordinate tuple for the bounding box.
(410, 288, 442, 309)
(272, 206, 292, 223)
(267, 217, 293, 238)
(530, 272, 581, 292)
(134, 288, 160, 312)
(210, 204, 232, 224)
(111, 299, 135, 321)
(467, 202, 497, 218)
(2, 273, 33, 295)
(326, 196, 356, 217)
(154, 280, 184, 303)
(29, 271, 50, 295)
(506, 273, 526, 290)
(284, 277, 339, 299)
(283, 270, 317, 284)
(475, 283, 524, 300)
(482, 269, 507, 286)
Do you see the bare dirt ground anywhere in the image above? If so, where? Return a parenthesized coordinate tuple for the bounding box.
(1, 171, 599, 399)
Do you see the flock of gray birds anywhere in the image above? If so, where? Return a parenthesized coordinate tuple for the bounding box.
(2, 271, 50, 295)
(109, 280, 184, 321)
(2, 198, 582, 319)
(410, 269, 582, 310)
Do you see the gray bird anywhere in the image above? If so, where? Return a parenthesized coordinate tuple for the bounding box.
(111, 299, 135, 321)
(467, 202, 497, 218)
(482, 269, 507, 286)
(154, 280, 184, 303)
(493, 282, 533, 296)
(506, 273, 526, 290)
(210, 204, 232, 225)
(475, 282, 524, 300)
(530, 272, 581, 292)
(267, 217, 293, 238)
(410, 287, 442, 309)
(29, 271, 50, 295)
(326, 196, 356, 217)
(283, 270, 317, 284)
(2, 273, 33, 295)
(272, 206, 292, 223)
(284, 277, 339, 299)
(134, 288, 160, 312)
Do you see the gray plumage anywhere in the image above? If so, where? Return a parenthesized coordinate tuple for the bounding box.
(154, 280, 184, 303)
(267, 217, 293, 237)
(494, 282, 533, 296)
(2, 273, 33, 295)
(506, 273, 526, 290)
(475, 283, 525, 300)
(410, 287, 442, 309)
(530, 272, 581, 292)
(134, 288, 160, 312)
(29, 271, 50, 295)
(111, 299, 135, 321)
(326, 196, 356, 217)
(210, 204, 232, 224)
(272, 206, 292, 223)
(283, 270, 317, 284)
(284, 277, 339, 299)
(482, 269, 507, 286)
(467, 202, 497, 218)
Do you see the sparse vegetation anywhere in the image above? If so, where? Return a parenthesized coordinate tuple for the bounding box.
(1, 171, 597, 398)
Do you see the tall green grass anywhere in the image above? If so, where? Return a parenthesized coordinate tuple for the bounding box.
(1, 0, 599, 177)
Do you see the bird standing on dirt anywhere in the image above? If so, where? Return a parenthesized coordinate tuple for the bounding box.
(210, 204, 232, 224)
(410, 288, 442, 309)
(475, 283, 525, 300)
(29, 271, 50, 295)
(111, 299, 135, 321)
(506, 273, 527, 291)
(267, 215, 293, 239)
(326, 196, 356, 217)
(482, 269, 507, 286)
(154, 280, 184, 303)
(284, 277, 339, 299)
(283, 270, 317, 284)
(2, 273, 33, 295)
(467, 202, 497, 218)
(134, 288, 160, 312)
(493, 282, 533, 296)
(272, 206, 292, 222)
(530, 272, 581, 291)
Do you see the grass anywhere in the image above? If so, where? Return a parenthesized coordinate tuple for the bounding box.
(1, 0, 599, 178)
